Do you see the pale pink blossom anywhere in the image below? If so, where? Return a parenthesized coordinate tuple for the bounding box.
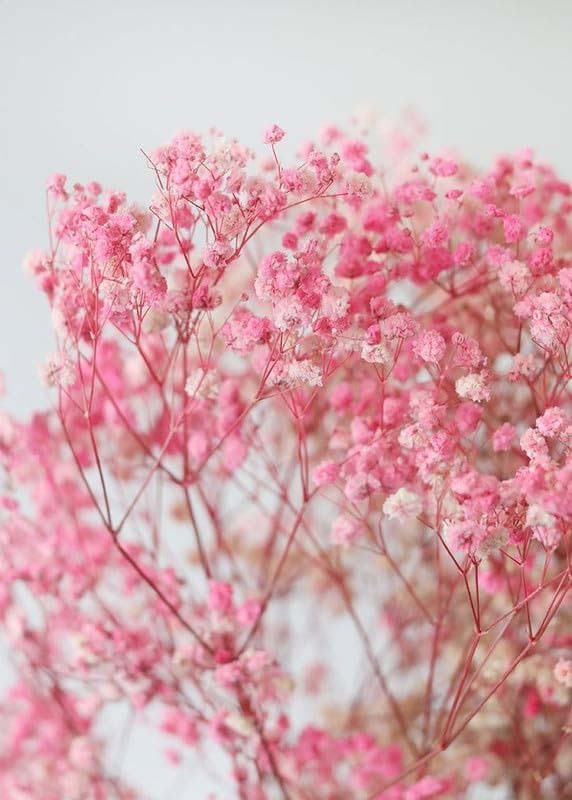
(383, 488, 422, 521)
(331, 515, 363, 546)
(554, 658, 572, 688)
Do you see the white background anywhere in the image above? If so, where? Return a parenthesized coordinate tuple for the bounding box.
(1, 2, 571, 797)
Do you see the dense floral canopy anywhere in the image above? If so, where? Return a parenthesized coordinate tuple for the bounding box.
(0, 117, 570, 799)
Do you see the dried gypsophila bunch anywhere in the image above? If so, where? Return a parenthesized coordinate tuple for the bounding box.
(0, 113, 570, 800)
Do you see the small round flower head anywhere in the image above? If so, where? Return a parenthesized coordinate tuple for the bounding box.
(499, 260, 530, 295)
(413, 330, 446, 364)
(263, 124, 285, 145)
(383, 488, 422, 521)
(520, 428, 550, 465)
(455, 372, 491, 403)
(503, 214, 526, 243)
(536, 407, 569, 438)
(235, 599, 262, 627)
(553, 658, 572, 688)
(345, 172, 374, 199)
(445, 519, 486, 555)
(312, 460, 340, 487)
(361, 341, 391, 364)
(202, 238, 233, 269)
(492, 422, 515, 452)
(429, 156, 458, 177)
(535, 225, 554, 246)
(208, 581, 234, 615)
(330, 515, 363, 547)
(344, 472, 380, 503)
(46, 172, 68, 199)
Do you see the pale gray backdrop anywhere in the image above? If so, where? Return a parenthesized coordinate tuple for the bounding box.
(2, 0, 572, 414)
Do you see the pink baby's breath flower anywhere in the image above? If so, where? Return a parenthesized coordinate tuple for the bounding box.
(534, 225, 554, 246)
(413, 330, 446, 364)
(202, 238, 233, 269)
(536, 407, 569, 438)
(208, 581, 234, 615)
(235, 599, 261, 627)
(46, 172, 68, 200)
(451, 333, 485, 368)
(345, 472, 381, 503)
(287, 358, 323, 387)
(446, 519, 486, 555)
(553, 658, 572, 688)
(521, 427, 550, 465)
(345, 172, 374, 199)
(429, 157, 458, 177)
(499, 260, 530, 295)
(455, 372, 491, 403)
(312, 459, 340, 487)
(383, 488, 422, 521)
(263, 124, 285, 145)
(509, 182, 534, 198)
(331, 515, 363, 547)
(503, 214, 526, 243)
(492, 422, 515, 452)
(361, 340, 391, 364)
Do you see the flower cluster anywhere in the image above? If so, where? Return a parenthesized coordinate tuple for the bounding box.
(0, 118, 570, 798)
